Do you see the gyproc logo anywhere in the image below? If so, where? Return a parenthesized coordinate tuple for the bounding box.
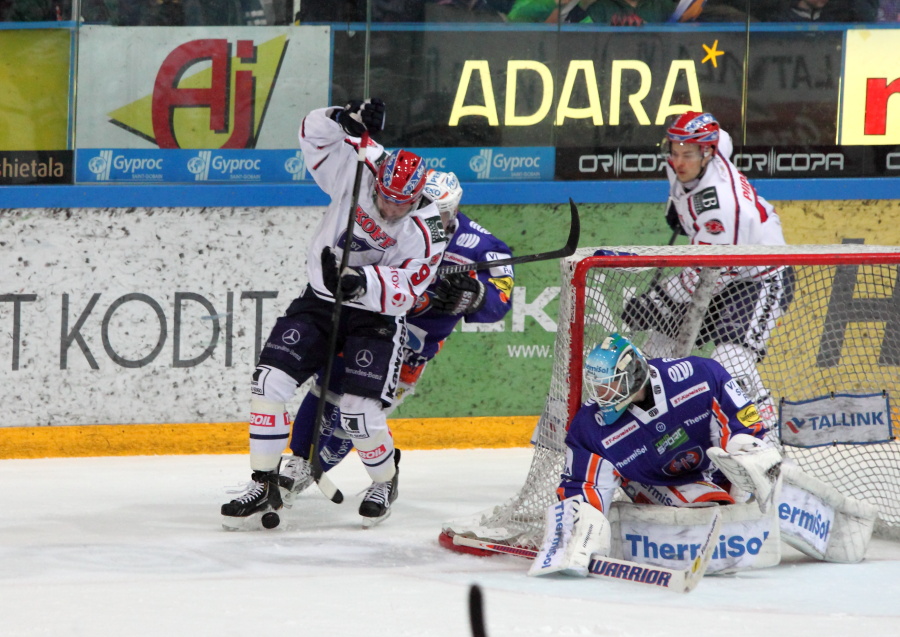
(88, 151, 113, 180)
(285, 152, 307, 181)
(188, 151, 211, 181)
(469, 149, 492, 179)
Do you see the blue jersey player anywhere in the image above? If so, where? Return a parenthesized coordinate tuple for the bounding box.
(277, 170, 515, 520)
(528, 332, 783, 578)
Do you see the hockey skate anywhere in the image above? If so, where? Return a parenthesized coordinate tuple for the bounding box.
(221, 470, 283, 531)
(359, 449, 401, 528)
(278, 455, 314, 508)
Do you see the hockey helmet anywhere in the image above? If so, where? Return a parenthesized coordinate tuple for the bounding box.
(424, 169, 463, 229)
(665, 111, 719, 155)
(584, 333, 649, 425)
(375, 150, 427, 206)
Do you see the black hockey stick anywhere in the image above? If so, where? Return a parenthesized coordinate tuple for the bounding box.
(469, 584, 487, 637)
(437, 198, 581, 275)
(308, 131, 372, 504)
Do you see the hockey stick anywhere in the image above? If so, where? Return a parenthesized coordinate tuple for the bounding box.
(469, 584, 487, 637)
(308, 131, 372, 504)
(451, 509, 721, 594)
(438, 198, 581, 275)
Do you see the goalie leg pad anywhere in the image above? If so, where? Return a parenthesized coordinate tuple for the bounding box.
(610, 500, 781, 574)
(528, 496, 611, 578)
(778, 462, 877, 563)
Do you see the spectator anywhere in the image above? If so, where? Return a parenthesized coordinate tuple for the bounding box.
(771, 0, 877, 21)
(581, 0, 674, 24)
(1, 0, 66, 20)
(879, 0, 900, 20)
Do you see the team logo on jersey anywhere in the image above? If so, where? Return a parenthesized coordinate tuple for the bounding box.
(670, 382, 710, 407)
(601, 421, 640, 448)
(704, 219, 726, 235)
(667, 361, 694, 383)
(691, 187, 719, 213)
(662, 446, 704, 476)
(654, 427, 689, 455)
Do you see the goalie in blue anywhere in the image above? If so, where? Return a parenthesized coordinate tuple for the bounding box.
(529, 332, 782, 577)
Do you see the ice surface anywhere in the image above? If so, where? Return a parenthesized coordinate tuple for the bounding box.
(1, 449, 898, 637)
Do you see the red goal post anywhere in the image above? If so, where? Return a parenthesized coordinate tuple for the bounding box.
(441, 245, 900, 552)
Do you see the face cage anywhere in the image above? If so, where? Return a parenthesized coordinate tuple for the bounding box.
(586, 367, 633, 408)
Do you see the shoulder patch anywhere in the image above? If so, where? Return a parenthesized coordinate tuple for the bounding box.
(424, 216, 447, 244)
(692, 186, 719, 214)
(667, 361, 694, 382)
(704, 218, 725, 235)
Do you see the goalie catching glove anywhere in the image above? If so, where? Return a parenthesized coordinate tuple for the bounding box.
(321, 247, 367, 301)
(431, 272, 486, 316)
(707, 433, 782, 513)
(528, 496, 611, 578)
(331, 98, 385, 137)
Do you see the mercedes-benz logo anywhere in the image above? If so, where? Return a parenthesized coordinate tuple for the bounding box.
(282, 329, 301, 345)
(355, 349, 374, 368)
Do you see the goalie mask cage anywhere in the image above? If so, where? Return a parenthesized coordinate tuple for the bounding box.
(441, 245, 900, 551)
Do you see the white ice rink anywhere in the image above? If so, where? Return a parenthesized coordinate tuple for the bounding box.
(2, 448, 899, 637)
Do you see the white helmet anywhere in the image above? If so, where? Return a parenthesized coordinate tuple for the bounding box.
(424, 169, 463, 229)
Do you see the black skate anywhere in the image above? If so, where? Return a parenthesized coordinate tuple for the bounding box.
(278, 455, 314, 508)
(221, 470, 283, 531)
(359, 449, 400, 528)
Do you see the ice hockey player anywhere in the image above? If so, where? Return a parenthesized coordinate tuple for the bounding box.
(529, 333, 877, 578)
(279, 169, 516, 515)
(221, 98, 447, 530)
(622, 111, 794, 429)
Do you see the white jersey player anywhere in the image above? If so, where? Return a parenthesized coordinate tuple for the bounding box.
(221, 98, 448, 529)
(623, 111, 794, 429)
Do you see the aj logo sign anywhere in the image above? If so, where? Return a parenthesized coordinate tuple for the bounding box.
(108, 36, 288, 149)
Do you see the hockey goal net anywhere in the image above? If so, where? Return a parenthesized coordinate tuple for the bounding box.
(440, 245, 900, 551)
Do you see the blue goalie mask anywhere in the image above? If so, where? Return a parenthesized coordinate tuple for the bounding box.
(584, 333, 650, 425)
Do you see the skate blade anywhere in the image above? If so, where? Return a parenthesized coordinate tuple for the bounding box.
(361, 509, 392, 529)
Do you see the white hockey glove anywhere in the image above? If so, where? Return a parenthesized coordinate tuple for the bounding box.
(321, 247, 367, 301)
(528, 496, 611, 578)
(707, 433, 782, 513)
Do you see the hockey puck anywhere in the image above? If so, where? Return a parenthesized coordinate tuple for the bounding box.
(261, 512, 280, 529)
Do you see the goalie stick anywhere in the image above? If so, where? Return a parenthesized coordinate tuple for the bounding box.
(438, 198, 581, 275)
(451, 509, 721, 594)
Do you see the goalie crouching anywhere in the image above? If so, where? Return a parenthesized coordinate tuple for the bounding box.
(529, 333, 877, 578)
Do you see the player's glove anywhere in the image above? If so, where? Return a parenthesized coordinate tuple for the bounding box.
(321, 246, 367, 301)
(665, 201, 686, 236)
(332, 98, 386, 137)
(621, 284, 686, 337)
(431, 272, 486, 316)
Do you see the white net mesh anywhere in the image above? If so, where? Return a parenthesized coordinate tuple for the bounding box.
(442, 245, 900, 548)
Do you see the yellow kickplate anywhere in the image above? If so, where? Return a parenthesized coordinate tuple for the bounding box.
(0, 416, 538, 459)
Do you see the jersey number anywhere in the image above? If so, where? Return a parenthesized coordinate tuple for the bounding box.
(410, 264, 431, 286)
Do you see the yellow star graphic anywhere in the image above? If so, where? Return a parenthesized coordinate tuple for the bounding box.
(701, 40, 725, 68)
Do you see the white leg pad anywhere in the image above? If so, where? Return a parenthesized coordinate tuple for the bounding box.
(339, 393, 396, 483)
(610, 500, 781, 574)
(529, 496, 611, 578)
(778, 462, 877, 563)
(249, 397, 291, 471)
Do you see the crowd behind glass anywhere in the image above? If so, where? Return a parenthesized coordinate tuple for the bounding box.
(0, 0, 895, 26)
